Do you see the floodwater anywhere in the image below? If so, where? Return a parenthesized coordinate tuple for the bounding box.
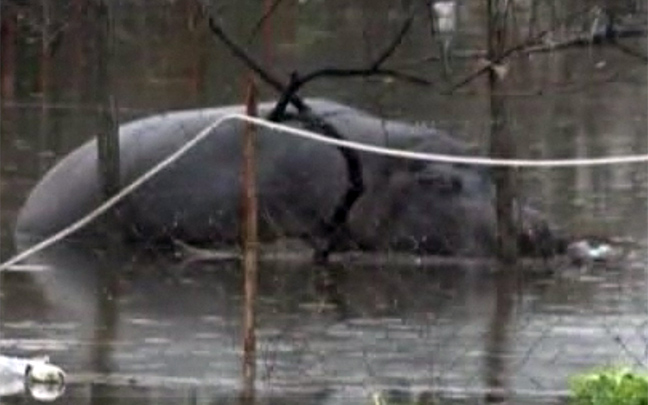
(2, 243, 647, 404)
(1, 0, 647, 404)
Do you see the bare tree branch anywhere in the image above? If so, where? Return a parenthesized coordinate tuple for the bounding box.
(209, 7, 430, 116)
(395, 21, 648, 70)
(267, 12, 431, 120)
(443, 6, 648, 93)
(292, 66, 433, 89)
(443, 38, 532, 94)
(371, 15, 414, 69)
(208, 16, 287, 95)
(522, 24, 648, 54)
(207, 14, 365, 262)
(246, 0, 286, 44)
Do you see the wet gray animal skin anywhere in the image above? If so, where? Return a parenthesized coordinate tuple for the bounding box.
(15, 99, 563, 258)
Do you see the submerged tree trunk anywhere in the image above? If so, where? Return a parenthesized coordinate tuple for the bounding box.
(94, 0, 120, 201)
(484, 1, 517, 402)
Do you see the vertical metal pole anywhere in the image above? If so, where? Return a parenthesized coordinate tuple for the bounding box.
(241, 78, 258, 404)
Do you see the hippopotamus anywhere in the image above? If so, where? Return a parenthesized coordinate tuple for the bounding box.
(14, 99, 563, 259)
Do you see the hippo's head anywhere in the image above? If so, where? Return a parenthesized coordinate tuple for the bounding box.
(346, 160, 566, 258)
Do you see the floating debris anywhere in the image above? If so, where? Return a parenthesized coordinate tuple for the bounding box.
(566, 237, 635, 267)
(26, 361, 66, 384)
(0, 355, 66, 401)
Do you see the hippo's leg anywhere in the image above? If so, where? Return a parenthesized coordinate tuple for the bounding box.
(276, 115, 365, 264)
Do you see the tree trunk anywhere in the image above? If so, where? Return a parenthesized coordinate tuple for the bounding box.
(488, 0, 518, 265)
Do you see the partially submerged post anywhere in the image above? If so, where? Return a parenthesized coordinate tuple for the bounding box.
(241, 78, 259, 403)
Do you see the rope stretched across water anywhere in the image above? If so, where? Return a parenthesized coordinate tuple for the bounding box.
(2, 112, 648, 271)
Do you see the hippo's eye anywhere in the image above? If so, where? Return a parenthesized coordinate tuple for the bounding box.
(415, 172, 462, 193)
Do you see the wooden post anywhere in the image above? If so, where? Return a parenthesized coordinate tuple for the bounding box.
(240, 78, 259, 404)
(487, 0, 518, 265)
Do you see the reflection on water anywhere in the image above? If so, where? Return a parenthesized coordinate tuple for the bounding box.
(0, 242, 646, 404)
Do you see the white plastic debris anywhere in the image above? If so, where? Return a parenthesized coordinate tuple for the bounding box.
(26, 362, 66, 384)
(0, 355, 66, 401)
(567, 239, 624, 266)
(0, 355, 65, 384)
(433, 1, 457, 34)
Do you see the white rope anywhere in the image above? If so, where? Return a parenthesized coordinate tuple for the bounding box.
(1, 113, 238, 271)
(2, 112, 647, 271)
(238, 114, 648, 167)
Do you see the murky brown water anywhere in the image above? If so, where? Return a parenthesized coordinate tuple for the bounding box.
(1, 0, 647, 403)
(1, 245, 647, 404)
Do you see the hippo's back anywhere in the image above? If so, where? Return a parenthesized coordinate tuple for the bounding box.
(14, 99, 357, 247)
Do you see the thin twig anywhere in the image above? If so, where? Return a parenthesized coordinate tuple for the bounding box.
(442, 6, 646, 93)
(206, 14, 366, 262)
(522, 25, 648, 55)
(208, 16, 286, 94)
(371, 15, 414, 69)
(293, 67, 433, 88)
(267, 11, 428, 120)
(443, 38, 532, 94)
(247, 0, 286, 44)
